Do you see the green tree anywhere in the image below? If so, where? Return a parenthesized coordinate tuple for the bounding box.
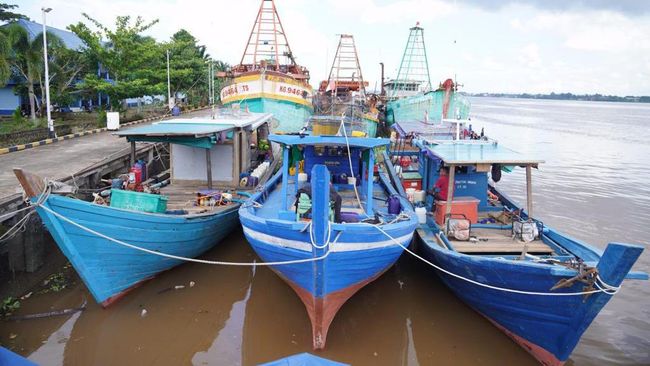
(0, 30, 10, 85)
(3, 23, 61, 123)
(0, 3, 27, 22)
(48, 44, 92, 108)
(69, 14, 163, 110)
(163, 29, 229, 106)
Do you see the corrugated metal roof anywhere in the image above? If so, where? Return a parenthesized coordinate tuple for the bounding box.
(4, 19, 85, 50)
(269, 134, 390, 148)
(426, 142, 544, 165)
(116, 112, 273, 138)
(116, 123, 235, 137)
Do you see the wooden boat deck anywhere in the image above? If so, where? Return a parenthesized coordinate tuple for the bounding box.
(450, 227, 554, 254)
(160, 182, 240, 214)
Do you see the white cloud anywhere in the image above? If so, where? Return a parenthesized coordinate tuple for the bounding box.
(518, 43, 541, 68)
(327, 0, 455, 24)
(17, 0, 650, 95)
(531, 12, 650, 52)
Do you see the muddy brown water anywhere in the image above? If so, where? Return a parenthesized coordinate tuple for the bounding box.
(1, 231, 537, 366)
(1, 98, 649, 365)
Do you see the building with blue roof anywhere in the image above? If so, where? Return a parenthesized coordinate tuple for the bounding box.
(0, 19, 109, 116)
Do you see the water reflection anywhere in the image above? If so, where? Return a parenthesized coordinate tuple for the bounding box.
(62, 231, 253, 365)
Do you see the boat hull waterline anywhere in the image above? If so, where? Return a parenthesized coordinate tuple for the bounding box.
(417, 217, 644, 365)
(35, 195, 239, 306)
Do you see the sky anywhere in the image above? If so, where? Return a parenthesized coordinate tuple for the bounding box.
(15, 0, 650, 96)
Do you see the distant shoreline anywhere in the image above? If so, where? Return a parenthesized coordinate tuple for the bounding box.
(467, 93, 650, 103)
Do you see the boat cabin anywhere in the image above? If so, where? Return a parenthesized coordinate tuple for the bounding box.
(411, 140, 564, 256)
(116, 111, 276, 214)
(261, 134, 393, 223)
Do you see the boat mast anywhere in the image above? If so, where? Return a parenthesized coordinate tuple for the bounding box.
(391, 22, 432, 99)
(235, 0, 306, 78)
(326, 34, 366, 98)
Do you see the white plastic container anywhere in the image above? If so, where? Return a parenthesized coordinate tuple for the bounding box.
(298, 172, 308, 183)
(107, 112, 120, 130)
(406, 188, 416, 202)
(413, 190, 426, 203)
(347, 177, 357, 185)
(415, 207, 427, 224)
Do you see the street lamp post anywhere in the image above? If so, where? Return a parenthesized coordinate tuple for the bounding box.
(166, 49, 172, 110)
(41, 7, 54, 138)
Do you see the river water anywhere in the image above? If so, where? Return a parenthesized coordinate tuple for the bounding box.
(1, 97, 648, 365)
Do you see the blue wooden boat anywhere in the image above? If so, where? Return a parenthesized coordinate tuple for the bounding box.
(239, 134, 418, 349)
(14, 112, 277, 306)
(260, 353, 349, 366)
(396, 139, 647, 365)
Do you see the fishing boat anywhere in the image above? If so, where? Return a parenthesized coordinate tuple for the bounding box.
(391, 137, 647, 365)
(260, 353, 348, 366)
(239, 131, 418, 349)
(218, 0, 313, 133)
(384, 23, 470, 127)
(14, 111, 277, 306)
(314, 34, 379, 137)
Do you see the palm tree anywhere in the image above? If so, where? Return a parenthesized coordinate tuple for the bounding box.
(3, 23, 61, 123)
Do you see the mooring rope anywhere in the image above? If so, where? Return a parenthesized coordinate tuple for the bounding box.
(35, 199, 336, 267)
(0, 186, 51, 243)
(363, 223, 620, 296)
(26, 178, 621, 296)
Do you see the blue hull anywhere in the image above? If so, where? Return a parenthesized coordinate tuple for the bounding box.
(0, 347, 37, 366)
(386, 90, 470, 126)
(241, 219, 413, 296)
(225, 97, 312, 134)
(239, 171, 418, 348)
(261, 352, 349, 366)
(417, 225, 644, 365)
(35, 195, 239, 305)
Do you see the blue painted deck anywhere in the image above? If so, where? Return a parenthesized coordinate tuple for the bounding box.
(35, 194, 240, 305)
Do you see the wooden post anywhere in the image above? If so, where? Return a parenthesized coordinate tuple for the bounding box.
(130, 141, 136, 166)
(526, 165, 532, 219)
(366, 149, 375, 214)
(206, 148, 213, 189)
(280, 145, 289, 211)
(444, 165, 455, 232)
